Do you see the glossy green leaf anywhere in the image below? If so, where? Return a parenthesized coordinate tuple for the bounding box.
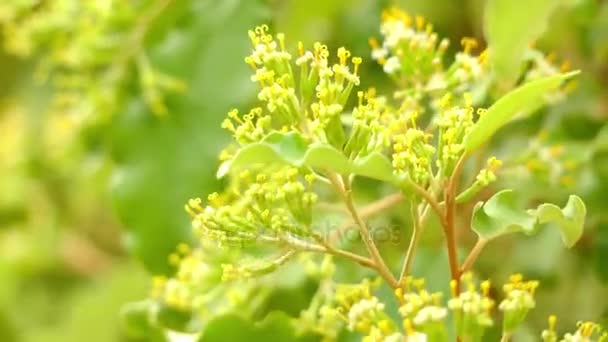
(484, 0, 560, 84)
(463, 71, 579, 153)
(471, 189, 586, 247)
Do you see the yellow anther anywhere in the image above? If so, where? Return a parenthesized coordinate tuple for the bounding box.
(244, 56, 257, 70)
(415, 15, 425, 30)
(276, 32, 286, 51)
(478, 49, 489, 65)
(297, 41, 305, 56)
(477, 108, 488, 116)
(378, 319, 391, 333)
(461, 37, 478, 54)
(403, 319, 415, 335)
(337, 47, 351, 65)
(357, 91, 364, 106)
(481, 280, 491, 296)
(548, 315, 557, 330)
(352, 57, 362, 74)
(509, 273, 523, 283)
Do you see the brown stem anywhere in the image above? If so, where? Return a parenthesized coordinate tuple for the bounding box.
(328, 172, 399, 288)
(407, 180, 444, 219)
(444, 156, 467, 290)
(460, 238, 488, 273)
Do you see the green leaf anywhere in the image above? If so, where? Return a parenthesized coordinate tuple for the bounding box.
(484, 0, 561, 84)
(532, 195, 586, 248)
(352, 152, 395, 182)
(226, 132, 397, 183)
(198, 312, 315, 342)
(120, 301, 167, 341)
(463, 71, 579, 153)
(155, 304, 200, 333)
(471, 189, 586, 247)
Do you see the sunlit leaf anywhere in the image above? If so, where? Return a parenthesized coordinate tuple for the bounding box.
(463, 71, 579, 153)
(485, 0, 560, 84)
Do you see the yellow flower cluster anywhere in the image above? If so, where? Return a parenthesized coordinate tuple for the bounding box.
(395, 277, 447, 340)
(499, 274, 539, 333)
(370, 7, 487, 96)
(226, 25, 364, 149)
(185, 167, 317, 248)
(448, 273, 495, 340)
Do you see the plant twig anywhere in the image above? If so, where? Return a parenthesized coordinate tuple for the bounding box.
(444, 156, 467, 290)
(327, 172, 399, 288)
(460, 238, 488, 273)
(398, 203, 421, 283)
(328, 193, 404, 244)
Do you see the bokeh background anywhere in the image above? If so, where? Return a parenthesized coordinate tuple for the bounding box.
(0, 0, 606, 341)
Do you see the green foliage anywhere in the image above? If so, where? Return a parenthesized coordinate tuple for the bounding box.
(463, 71, 579, 153)
(471, 189, 586, 247)
(1, 0, 607, 341)
(484, 0, 561, 85)
(223, 132, 395, 183)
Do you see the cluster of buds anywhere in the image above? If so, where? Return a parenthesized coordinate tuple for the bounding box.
(396, 277, 448, 340)
(318, 279, 402, 341)
(390, 111, 436, 185)
(185, 167, 317, 248)
(498, 274, 539, 334)
(238, 25, 364, 149)
(370, 7, 448, 87)
(448, 273, 495, 341)
(435, 93, 477, 174)
(343, 89, 392, 159)
(151, 244, 211, 311)
(456, 156, 503, 203)
(370, 7, 487, 97)
(542, 316, 608, 342)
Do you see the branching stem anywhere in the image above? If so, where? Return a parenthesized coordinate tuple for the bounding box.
(444, 156, 467, 291)
(327, 172, 399, 288)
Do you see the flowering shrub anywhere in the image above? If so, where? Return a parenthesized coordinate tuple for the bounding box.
(117, 6, 608, 342)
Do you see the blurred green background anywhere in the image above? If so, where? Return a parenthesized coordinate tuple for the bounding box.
(0, 0, 606, 341)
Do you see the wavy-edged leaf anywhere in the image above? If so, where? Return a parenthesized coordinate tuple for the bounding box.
(463, 71, 580, 153)
(471, 189, 586, 247)
(531, 195, 586, 247)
